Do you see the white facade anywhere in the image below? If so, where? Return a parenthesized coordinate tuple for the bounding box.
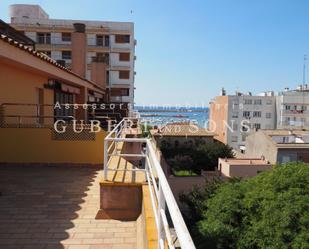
(9, 4, 136, 105)
(276, 85, 309, 129)
(225, 92, 276, 150)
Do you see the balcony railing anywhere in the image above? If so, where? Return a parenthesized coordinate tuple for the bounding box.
(103, 118, 196, 249)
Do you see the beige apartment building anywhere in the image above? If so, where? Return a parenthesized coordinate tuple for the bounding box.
(246, 130, 309, 164)
(9, 4, 136, 105)
(209, 89, 276, 150)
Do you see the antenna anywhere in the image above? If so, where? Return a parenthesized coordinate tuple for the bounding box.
(301, 54, 307, 128)
(303, 54, 307, 87)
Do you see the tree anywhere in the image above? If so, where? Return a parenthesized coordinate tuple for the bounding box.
(185, 163, 309, 249)
(160, 140, 234, 173)
(194, 141, 235, 171)
(167, 155, 195, 174)
(179, 177, 224, 226)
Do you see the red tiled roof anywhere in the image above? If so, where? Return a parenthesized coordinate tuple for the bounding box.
(152, 122, 216, 137)
(0, 34, 104, 92)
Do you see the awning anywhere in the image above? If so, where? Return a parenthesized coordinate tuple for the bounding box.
(61, 84, 81, 94)
(94, 92, 104, 98)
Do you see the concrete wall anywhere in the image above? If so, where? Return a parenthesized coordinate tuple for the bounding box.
(0, 127, 107, 164)
(168, 176, 206, 204)
(0, 61, 54, 124)
(209, 96, 228, 144)
(218, 159, 272, 178)
(10, 4, 49, 19)
(245, 132, 278, 164)
(110, 70, 131, 85)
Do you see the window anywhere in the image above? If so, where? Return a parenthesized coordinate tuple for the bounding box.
(253, 123, 261, 129)
(62, 32, 71, 42)
(111, 88, 130, 96)
(106, 71, 110, 85)
(37, 32, 51, 44)
(243, 111, 251, 118)
(62, 51, 72, 60)
(115, 34, 130, 43)
(231, 136, 238, 142)
(120, 88, 130, 96)
(39, 51, 51, 57)
(244, 99, 252, 105)
(119, 70, 130, 79)
(266, 113, 272, 119)
(253, 111, 261, 117)
(241, 134, 247, 142)
(96, 35, 109, 47)
(232, 122, 238, 131)
(266, 100, 272, 105)
(54, 91, 74, 120)
(96, 35, 104, 46)
(241, 125, 249, 132)
(232, 112, 238, 118)
(119, 52, 130, 61)
(96, 52, 109, 63)
(254, 99, 262, 105)
(174, 140, 179, 147)
(105, 35, 110, 47)
(285, 105, 291, 110)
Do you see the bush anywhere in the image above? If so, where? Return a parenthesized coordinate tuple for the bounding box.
(182, 163, 309, 249)
(140, 123, 152, 137)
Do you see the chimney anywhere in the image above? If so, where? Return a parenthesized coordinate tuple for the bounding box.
(220, 87, 226, 96)
(90, 56, 107, 89)
(71, 23, 86, 78)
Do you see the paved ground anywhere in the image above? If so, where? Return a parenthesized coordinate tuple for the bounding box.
(0, 165, 137, 249)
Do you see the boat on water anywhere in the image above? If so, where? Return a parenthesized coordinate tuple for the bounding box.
(172, 114, 189, 118)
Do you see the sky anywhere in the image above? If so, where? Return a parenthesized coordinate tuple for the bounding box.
(1, 0, 309, 106)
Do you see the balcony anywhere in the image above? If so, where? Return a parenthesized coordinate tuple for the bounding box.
(87, 37, 110, 50)
(110, 96, 132, 103)
(35, 43, 72, 50)
(282, 109, 309, 116)
(102, 118, 196, 249)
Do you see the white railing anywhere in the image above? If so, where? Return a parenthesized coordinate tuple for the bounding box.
(104, 118, 196, 249)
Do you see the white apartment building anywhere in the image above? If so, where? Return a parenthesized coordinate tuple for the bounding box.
(9, 4, 136, 105)
(209, 89, 276, 150)
(276, 85, 309, 129)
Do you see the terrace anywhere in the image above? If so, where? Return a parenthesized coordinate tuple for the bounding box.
(0, 116, 196, 249)
(0, 165, 137, 249)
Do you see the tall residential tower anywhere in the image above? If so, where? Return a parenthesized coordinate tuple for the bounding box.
(9, 4, 136, 105)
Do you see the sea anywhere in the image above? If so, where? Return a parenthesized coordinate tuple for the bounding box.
(135, 106, 209, 128)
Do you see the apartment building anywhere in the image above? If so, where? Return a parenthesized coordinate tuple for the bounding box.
(209, 89, 276, 150)
(151, 122, 216, 148)
(246, 130, 309, 164)
(276, 85, 309, 129)
(9, 4, 136, 105)
(218, 158, 272, 178)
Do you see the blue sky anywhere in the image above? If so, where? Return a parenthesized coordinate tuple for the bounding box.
(1, 0, 309, 106)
